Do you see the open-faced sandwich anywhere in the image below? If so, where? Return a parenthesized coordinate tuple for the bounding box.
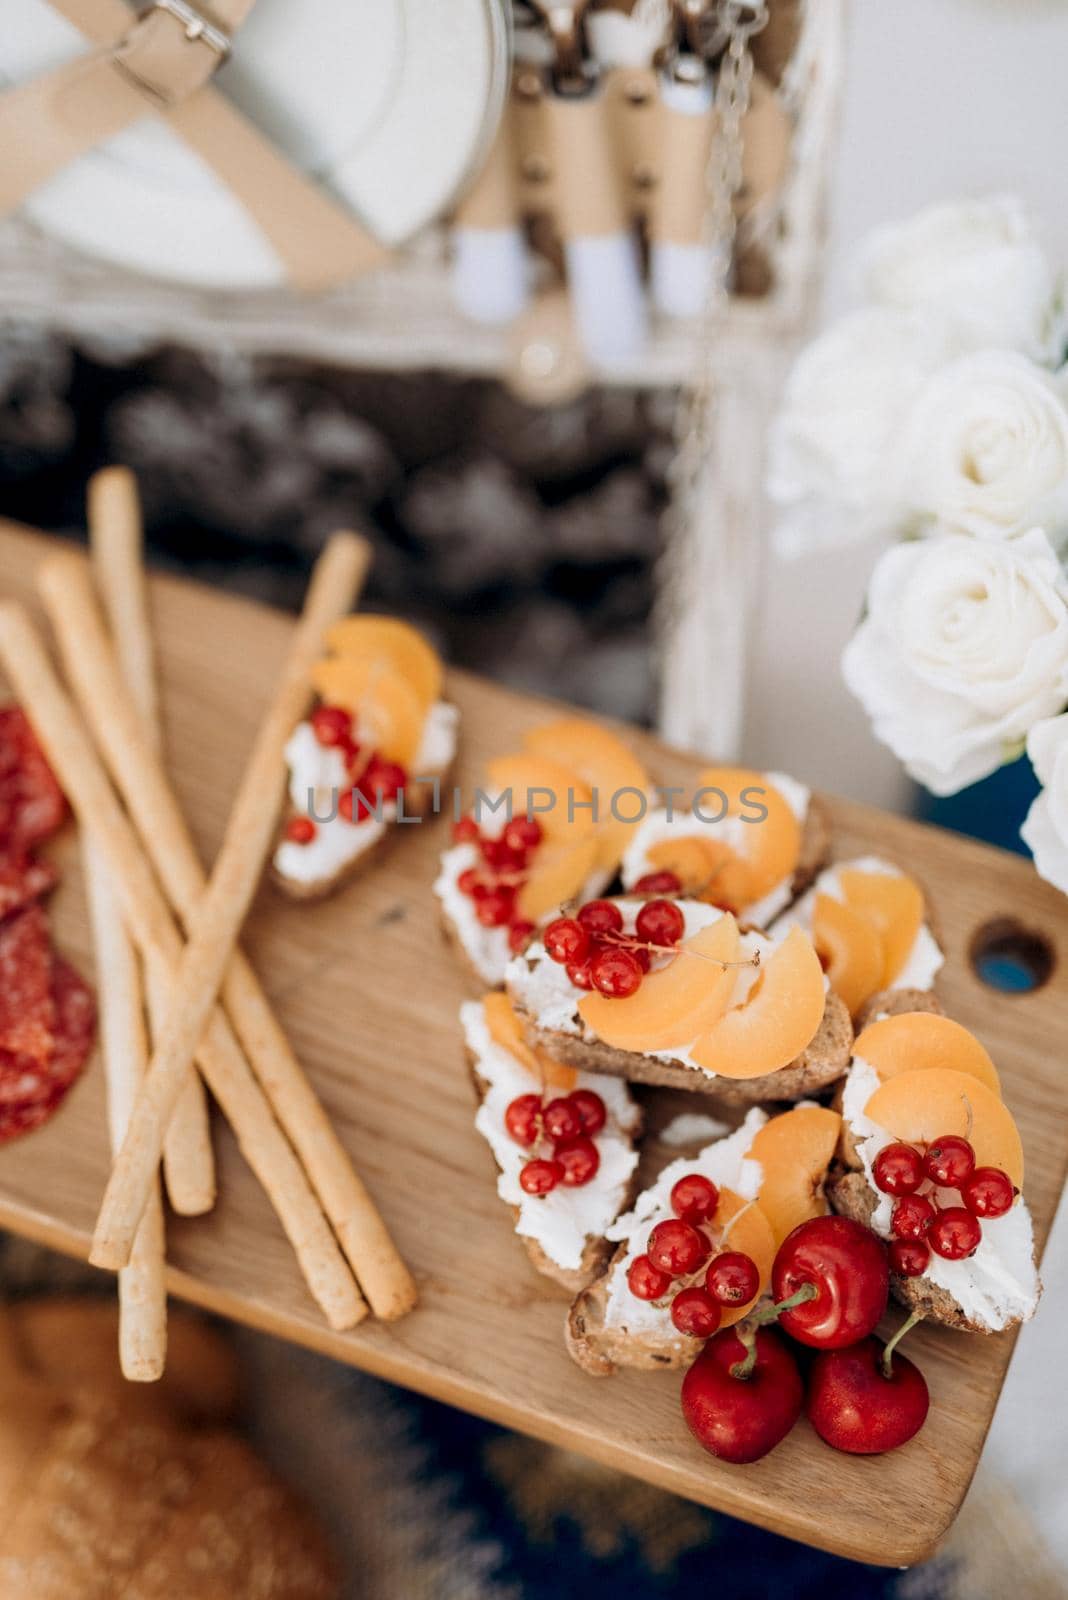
(829, 1008, 1041, 1334)
(505, 895, 853, 1103)
(567, 1104, 842, 1375)
(770, 855, 943, 1020)
(435, 718, 650, 988)
(461, 993, 642, 1292)
(620, 767, 829, 927)
(273, 617, 458, 899)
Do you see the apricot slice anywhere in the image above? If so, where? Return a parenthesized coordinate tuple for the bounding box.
(577, 915, 741, 1052)
(482, 993, 576, 1089)
(694, 767, 803, 907)
(853, 1013, 1001, 1095)
(516, 835, 599, 923)
(688, 927, 826, 1080)
(484, 755, 596, 845)
(324, 617, 442, 711)
(645, 835, 732, 900)
(838, 868, 924, 987)
(863, 1067, 1023, 1189)
(709, 1190, 777, 1328)
(310, 657, 425, 767)
(523, 719, 650, 870)
(746, 1106, 842, 1246)
(812, 893, 884, 1017)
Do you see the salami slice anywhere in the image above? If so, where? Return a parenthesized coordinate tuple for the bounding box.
(0, 848, 58, 923)
(0, 904, 56, 1063)
(0, 706, 67, 849)
(0, 1092, 67, 1144)
(0, 956, 96, 1118)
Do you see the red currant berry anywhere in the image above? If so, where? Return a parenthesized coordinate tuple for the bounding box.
(670, 1286, 723, 1339)
(566, 959, 595, 990)
(452, 815, 480, 844)
(590, 946, 643, 998)
(633, 870, 682, 896)
(632, 945, 652, 971)
(504, 1094, 542, 1147)
(647, 1218, 711, 1278)
(555, 1135, 600, 1187)
(635, 898, 685, 948)
(475, 888, 515, 928)
(872, 1142, 925, 1197)
(568, 1089, 607, 1136)
(928, 1206, 982, 1260)
(705, 1251, 760, 1307)
(543, 1097, 582, 1143)
(457, 867, 482, 896)
(670, 1173, 719, 1224)
(960, 1166, 1015, 1219)
(519, 1158, 563, 1196)
(338, 788, 358, 823)
(363, 757, 407, 802)
(503, 817, 543, 855)
(890, 1194, 936, 1240)
(311, 704, 352, 747)
(627, 1254, 672, 1302)
(888, 1238, 931, 1278)
(544, 917, 590, 966)
(923, 1134, 976, 1189)
(507, 919, 536, 954)
(285, 816, 316, 845)
(577, 899, 624, 937)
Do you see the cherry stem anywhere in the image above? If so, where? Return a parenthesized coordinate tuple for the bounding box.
(729, 1282, 819, 1380)
(729, 1322, 759, 1381)
(881, 1309, 924, 1379)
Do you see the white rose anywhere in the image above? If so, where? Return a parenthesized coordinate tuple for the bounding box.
(842, 529, 1068, 795)
(861, 196, 1065, 363)
(766, 307, 956, 509)
(1021, 713, 1068, 894)
(891, 351, 1068, 543)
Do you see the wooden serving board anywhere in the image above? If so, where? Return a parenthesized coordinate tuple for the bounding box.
(0, 518, 1064, 1567)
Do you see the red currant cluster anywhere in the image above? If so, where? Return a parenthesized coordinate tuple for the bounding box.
(872, 1134, 1015, 1277)
(625, 1174, 760, 1339)
(285, 703, 408, 844)
(543, 895, 686, 998)
(504, 1086, 607, 1195)
(452, 814, 543, 953)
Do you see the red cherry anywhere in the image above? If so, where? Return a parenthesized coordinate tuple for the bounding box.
(476, 888, 515, 928)
(888, 1238, 930, 1278)
(457, 867, 481, 896)
(960, 1166, 1015, 1219)
(633, 870, 682, 896)
(310, 704, 352, 747)
(566, 959, 595, 990)
(590, 946, 643, 998)
(772, 1216, 889, 1350)
(928, 1206, 982, 1260)
(542, 1097, 581, 1143)
(627, 1254, 672, 1302)
(504, 817, 544, 855)
(452, 815, 480, 844)
(577, 899, 624, 937)
(555, 1135, 600, 1187)
(284, 816, 316, 845)
(891, 1194, 936, 1241)
(634, 898, 685, 948)
(806, 1336, 929, 1455)
(705, 1251, 760, 1307)
(519, 1158, 563, 1195)
(363, 757, 407, 802)
(681, 1327, 804, 1465)
(923, 1134, 976, 1188)
(544, 917, 590, 966)
(504, 1094, 542, 1147)
(670, 1286, 722, 1339)
(568, 1089, 607, 1136)
(872, 1142, 925, 1197)
(647, 1218, 711, 1278)
(507, 919, 536, 954)
(670, 1173, 719, 1223)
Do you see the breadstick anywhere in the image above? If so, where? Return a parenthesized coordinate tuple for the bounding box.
(42, 548, 418, 1320)
(0, 602, 366, 1330)
(88, 466, 216, 1217)
(83, 839, 167, 1381)
(86, 533, 371, 1282)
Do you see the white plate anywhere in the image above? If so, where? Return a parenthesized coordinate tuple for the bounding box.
(3, 0, 510, 288)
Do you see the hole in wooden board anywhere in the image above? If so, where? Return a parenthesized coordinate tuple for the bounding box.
(969, 918, 1055, 994)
